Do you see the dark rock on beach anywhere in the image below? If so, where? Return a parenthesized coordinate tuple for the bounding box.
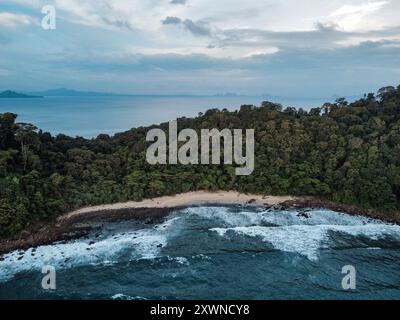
(297, 210, 310, 219)
(0, 207, 174, 255)
(282, 197, 400, 225)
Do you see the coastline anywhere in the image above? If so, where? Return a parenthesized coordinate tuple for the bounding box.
(0, 191, 398, 255)
(61, 191, 293, 222)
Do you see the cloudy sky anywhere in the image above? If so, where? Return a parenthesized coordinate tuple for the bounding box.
(0, 0, 399, 97)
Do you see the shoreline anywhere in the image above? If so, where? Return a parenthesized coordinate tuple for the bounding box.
(60, 191, 293, 222)
(0, 191, 398, 255)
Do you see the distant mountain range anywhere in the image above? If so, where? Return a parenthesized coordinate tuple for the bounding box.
(0, 90, 42, 98)
(30, 89, 247, 98)
(260, 93, 364, 102)
(28, 88, 130, 97)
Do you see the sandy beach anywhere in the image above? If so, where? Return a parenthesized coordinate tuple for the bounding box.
(61, 191, 294, 222)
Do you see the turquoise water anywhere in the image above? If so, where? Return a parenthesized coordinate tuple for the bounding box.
(0, 96, 328, 138)
(1, 206, 399, 300)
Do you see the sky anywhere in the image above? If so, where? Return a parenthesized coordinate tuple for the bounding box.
(0, 0, 399, 97)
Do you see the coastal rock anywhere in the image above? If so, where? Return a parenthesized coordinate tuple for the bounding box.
(271, 204, 284, 211)
(297, 210, 311, 219)
(144, 218, 154, 225)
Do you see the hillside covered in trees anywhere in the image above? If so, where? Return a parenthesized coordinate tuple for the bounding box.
(1, 85, 400, 237)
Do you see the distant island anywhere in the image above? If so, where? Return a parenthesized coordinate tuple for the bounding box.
(3, 88, 358, 101)
(0, 90, 42, 98)
(30, 88, 131, 97)
(1, 88, 129, 98)
(31, 88, 247, 98)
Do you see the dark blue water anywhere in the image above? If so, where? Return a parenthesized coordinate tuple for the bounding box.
(1, 206, 399, 300)
(0, 96, 329, 138)
(0, 96, 261, 138)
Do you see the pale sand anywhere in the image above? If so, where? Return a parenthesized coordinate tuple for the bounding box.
(61, 191, 294, 221)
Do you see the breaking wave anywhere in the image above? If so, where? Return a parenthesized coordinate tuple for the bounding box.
(1, 205, 400, 299)
(0, 217, 182, 282)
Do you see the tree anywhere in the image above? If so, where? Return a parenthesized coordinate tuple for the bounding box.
(0, 200, 27, 237)
(15, 123, 39, 171)
(0, 112, 18, 149)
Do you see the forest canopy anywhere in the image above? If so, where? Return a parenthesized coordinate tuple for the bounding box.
(1, 85, 400, 237)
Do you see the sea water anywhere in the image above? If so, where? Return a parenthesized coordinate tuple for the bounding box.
(0, 96, 329, 138)
(1, 206, 399, 300)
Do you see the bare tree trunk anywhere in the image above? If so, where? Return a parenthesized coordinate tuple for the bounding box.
(21, 140, 28, 172)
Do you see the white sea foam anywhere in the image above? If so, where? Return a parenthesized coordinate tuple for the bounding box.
(212, 225, 329, 260)
(188, 206, 400, 260)
(185, 206, 268, 227)
(174, 257, 190, 265)
(0, 216, 182, 282)
(111, 293, 146, 300)
(211, 219, 400, 260)
(1, 207, 399, 282)
(189, 206, 381, 227)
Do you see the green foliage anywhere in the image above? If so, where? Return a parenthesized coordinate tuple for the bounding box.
(1, 85, 400, 237)
(0, 200, 28, 237)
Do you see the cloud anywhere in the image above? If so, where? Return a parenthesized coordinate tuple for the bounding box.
(38, 38, 400, 74)
(0, 12, 38, 28)
(2, 0, 400, 97)
(2, 36, 400, 97)
(324, 1, 390, 31)
(210, 23, 400, 51)
(182, 19, 211, 37)
(162, 16, 182, 25)
(170, 0, 187, 4)
(53, 0, 143, 31)
(162, 16, 212, 37)
(102, 16, 135, 31)
(330, 1, 388, 17)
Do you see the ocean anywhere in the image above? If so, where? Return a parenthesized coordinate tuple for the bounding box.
(1, 206, 399, 300)
(0, 96, 330, 138)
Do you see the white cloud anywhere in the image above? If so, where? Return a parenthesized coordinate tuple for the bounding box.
(5, 0, 397, 54)
(53, 0, 176, 32)
(244, 48, 280, 57)
(0, 12, 38, 28)
(327, 1, 390, 31)
(331, 1, 388, 17)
